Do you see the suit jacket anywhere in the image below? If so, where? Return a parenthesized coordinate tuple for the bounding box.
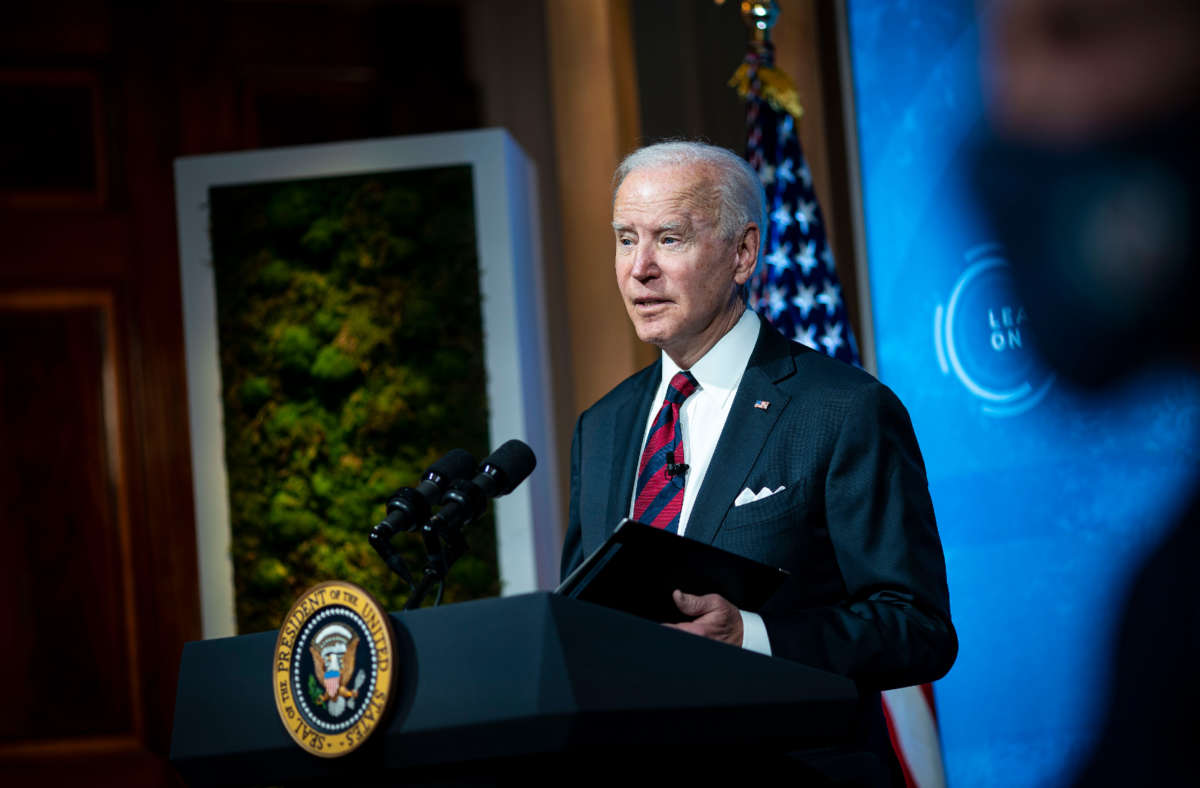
(561, 316, 957, 691)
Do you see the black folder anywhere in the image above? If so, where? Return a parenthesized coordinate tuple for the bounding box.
(555, 519, 790, 623)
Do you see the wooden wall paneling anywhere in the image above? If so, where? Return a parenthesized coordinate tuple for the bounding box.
(0, 7, 189, 784)
(111, 2, 202, 763)
(240, 66, 386, 149)
(174, 1, 246, 156)
(223, 1, 479, 149)
(0, 212, 129, 281)
(0, 2, 113, 58)
(0, 290, 167, 787)
(0, 69, 109, 210)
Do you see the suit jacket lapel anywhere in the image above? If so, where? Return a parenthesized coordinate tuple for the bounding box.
(603, 361, 661, 536)
(686, 318, 796, 545)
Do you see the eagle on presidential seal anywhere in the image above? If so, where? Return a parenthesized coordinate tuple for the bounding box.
(309, 623, 360, 705)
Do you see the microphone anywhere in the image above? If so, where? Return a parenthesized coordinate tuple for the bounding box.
(425, 439, 537, 533)
(371, 449, 477, 540)
(665, 450, 689, 478)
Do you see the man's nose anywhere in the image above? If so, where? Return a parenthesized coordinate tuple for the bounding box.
(630, 243, 657, 280)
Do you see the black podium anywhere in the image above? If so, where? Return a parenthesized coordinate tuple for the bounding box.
(171, 592, 860, 785)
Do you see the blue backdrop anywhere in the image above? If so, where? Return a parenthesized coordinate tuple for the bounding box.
(845, 2, 1200, 784)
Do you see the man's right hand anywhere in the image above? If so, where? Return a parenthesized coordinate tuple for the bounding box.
(664, 589, 744, 647)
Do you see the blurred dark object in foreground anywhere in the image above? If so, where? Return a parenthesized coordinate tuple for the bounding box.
(1071, 501, 1198, 785)
(973, 0, 1200, 784)
(970, 108, 1200, 387)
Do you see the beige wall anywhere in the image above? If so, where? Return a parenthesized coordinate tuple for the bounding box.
(545, 0, 655, 412)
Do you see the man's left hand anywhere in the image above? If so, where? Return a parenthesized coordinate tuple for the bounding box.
(665, 589, 743, 646)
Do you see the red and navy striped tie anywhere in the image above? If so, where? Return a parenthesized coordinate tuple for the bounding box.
(632, 371, 699, 533)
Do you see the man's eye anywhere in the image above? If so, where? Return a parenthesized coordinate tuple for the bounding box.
(662, 237, 679, 245)
(618, 237, 634, 246)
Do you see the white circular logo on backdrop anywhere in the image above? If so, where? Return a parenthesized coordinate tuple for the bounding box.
(934, 244, 1054, 417)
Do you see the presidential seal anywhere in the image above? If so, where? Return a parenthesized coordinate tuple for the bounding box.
(272, 580, 396, 757)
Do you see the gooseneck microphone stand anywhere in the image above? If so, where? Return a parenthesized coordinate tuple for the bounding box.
(402, 487, 476, 610)
(403, 460, 505, 610)
(369, 449, 476, 604)
(371, 440, 536, 610)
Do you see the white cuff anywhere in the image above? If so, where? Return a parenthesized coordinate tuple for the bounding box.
(739, 610, 772, 656)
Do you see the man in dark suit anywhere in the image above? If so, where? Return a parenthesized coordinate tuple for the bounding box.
(559, 141, 956, 772)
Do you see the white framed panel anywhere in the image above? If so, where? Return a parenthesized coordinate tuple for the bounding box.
(175, 129, 562, 639)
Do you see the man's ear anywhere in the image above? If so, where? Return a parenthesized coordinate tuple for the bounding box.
(732, 223, 760, 285)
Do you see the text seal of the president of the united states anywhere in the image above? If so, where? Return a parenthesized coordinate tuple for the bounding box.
(272, 580, 397, 757)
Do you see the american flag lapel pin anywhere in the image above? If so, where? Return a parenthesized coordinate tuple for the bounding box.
(754, 400, 770, 411)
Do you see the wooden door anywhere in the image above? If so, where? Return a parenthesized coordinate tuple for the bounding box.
(0, 6, 200, 786)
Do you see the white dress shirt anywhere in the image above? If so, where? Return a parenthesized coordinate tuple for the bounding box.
(629, 308, 772, 655)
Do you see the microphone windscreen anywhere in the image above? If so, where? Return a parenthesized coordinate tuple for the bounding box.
(483, 439, 537, 494)
(429, 448, 477, 482)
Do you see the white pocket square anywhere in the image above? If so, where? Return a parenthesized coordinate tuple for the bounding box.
(733, 485, 785, 507)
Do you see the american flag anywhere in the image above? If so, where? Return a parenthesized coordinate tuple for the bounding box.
(736, 41, 946, 788)
(740, 43, 860, 366)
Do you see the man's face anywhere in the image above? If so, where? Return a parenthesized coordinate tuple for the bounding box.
(612, 164, 756, 368)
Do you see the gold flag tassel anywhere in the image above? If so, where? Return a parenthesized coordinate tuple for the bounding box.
(729, 57, 804, 119)
(727, 0, 804, 120)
